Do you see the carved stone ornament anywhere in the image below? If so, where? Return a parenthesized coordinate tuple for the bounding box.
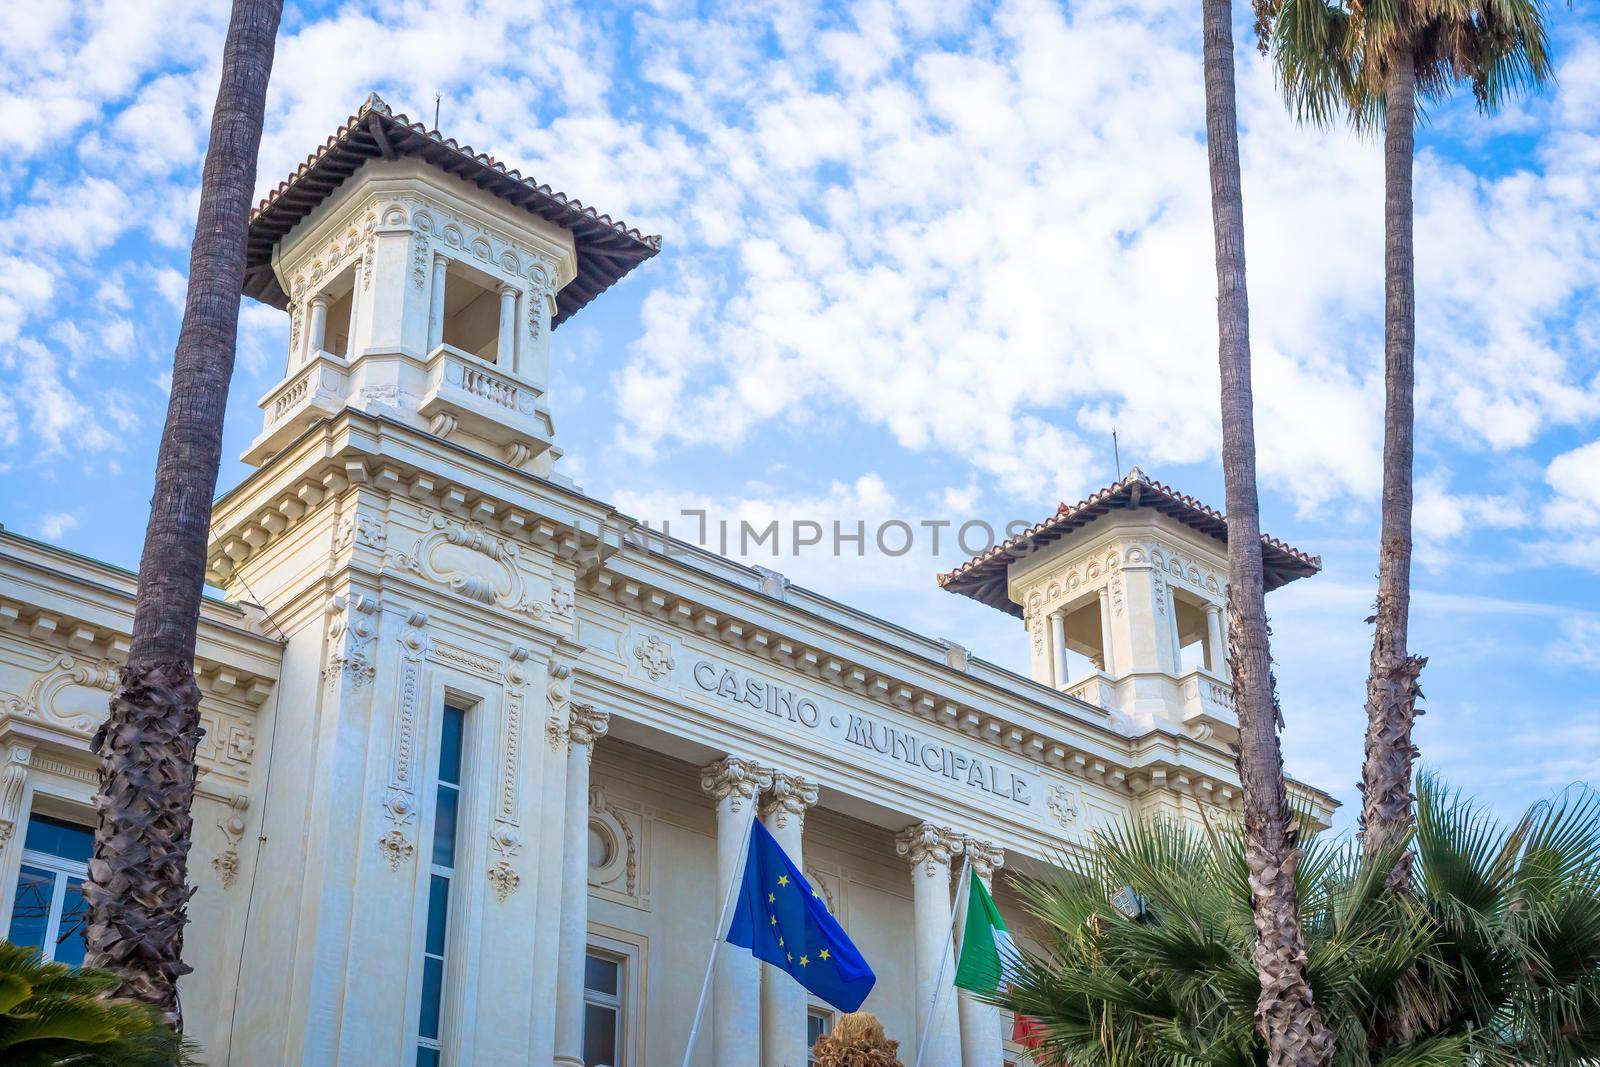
(631, 633, 676, 683)
(1047, 782, 1082, 828)
(700, 756, 773, 814)
(546, 662, 573, 752)
(384, 513, 549, 620)
(568, 703, 611, 753)
(378, 829, 415, 871)
(323, 594, 378, 689)
(588, 785, 640, 897)
(759, 771, 819, 830)
(896, 822, 964, 876)
(963, 837, 1006, 882)
(212, 793, 251, 890)
(0, 744, 31, 854)
(487, 860, 521, 903)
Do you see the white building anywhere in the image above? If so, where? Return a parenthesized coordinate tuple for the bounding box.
(0, 95, 1335, 1067)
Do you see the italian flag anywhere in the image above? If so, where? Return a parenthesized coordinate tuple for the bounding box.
(953, 868, 1016, 994)
(952, 870, 1049, 1056)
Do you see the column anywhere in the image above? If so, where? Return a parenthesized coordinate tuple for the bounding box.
(956, 839, 1006, 1067)
(553, 705, 611, 1067)
(896, 823, 963, 1067)
(497, 283, 519, 370)
(1097, 587, 1115, 674)
(1048, 609, 1068, 689)
(1205, 603, 1226, 674)
(427, 254, 448, 352)
(1167, 585, 1183, 672)
(701, 757, 773, 1067)
(759, 772, 819, 1067)
(307, 293, 330, 359)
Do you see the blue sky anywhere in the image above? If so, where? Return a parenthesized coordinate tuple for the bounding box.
(1, 0, 1597, 834)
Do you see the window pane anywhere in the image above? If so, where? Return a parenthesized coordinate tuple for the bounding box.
(583, 1003, 618, 1066)
(7, 866, 54, 952)
(419, 956, 444, 1041)
(808, 1012, 832, 1046)
(438, 706, 465, 784)
(53, 878, 89, 966)
(415, 1047, 440, 1067)
(425, 876, 450, 957)
(584, 954, 619, 995)
(432, 786, 460, 867)
(23, 814, 93, 864)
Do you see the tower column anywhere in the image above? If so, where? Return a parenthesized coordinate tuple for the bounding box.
(701, 757, 772, 1067)
(1048, 608, 1068, 688)
(553, 705, 610, 1067)
(956, 839, 1006, 1067)
(307, 293, 330, 359)
(428, 255, 448, 352)
(497, 284, 519, 370)
(1097, 586, 1115, 674)
(897, 823, 963, 1067)
(760, 771, 819, 1067)
(1205, 603, 1226, 674)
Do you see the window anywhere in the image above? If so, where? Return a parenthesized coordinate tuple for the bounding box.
(7, 813, 92, 966)
(416, 704, 466, 1067)
(582, 950, 625, 1066)
(807, 1007, 834, 1065)
(439, 262, 508, 364)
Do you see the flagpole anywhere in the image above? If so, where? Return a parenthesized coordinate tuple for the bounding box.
(680, 803, 758, 1067)
(911, 854, 970, 1067)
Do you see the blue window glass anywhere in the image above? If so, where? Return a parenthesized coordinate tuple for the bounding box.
(23, 814, 93, 864)
(416, 704, 466, 1063)
(9, 813, 93, 965)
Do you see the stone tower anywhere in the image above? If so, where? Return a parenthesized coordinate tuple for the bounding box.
(938, 468, 1320, 744)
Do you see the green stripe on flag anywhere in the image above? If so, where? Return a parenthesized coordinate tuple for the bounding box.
(953, 868, 1012, 994)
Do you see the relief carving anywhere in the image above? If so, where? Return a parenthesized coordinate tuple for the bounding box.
(386, 513, 550, 621)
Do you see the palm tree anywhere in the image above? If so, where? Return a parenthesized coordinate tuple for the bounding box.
(0, 942, 198, 1065)
(1000, 775, 1600, 1066)
(1203, 0, 1335, 1060)
(85, 0, 283, 1024)
(1254, 0, 1555, 884)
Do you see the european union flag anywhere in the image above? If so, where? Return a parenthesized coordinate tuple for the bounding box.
(725, 820, 876, 1012)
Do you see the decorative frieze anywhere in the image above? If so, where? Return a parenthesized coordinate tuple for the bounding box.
(379, 610, 429, 872)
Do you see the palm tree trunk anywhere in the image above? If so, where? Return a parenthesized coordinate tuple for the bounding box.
(1202, 0, 1334, 1062)
(1360, 60, 1426, 889)
(85, 0, 282, 1024)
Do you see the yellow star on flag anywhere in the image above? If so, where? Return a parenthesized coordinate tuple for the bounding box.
(769, 916, 777, 925)
(768, 892, 775, 903)
(777, 875, 790, 887)
(818, 948, 831, 960)
(786, 951, 793, 962)
(798, 955, 809, 967)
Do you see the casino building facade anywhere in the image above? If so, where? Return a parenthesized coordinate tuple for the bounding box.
(0, 96, 1335, 1066)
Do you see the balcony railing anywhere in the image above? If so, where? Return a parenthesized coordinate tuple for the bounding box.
(418, 345, 553, 463)
(1178, 666, 1236, 735)
(243, 354, 348, 464)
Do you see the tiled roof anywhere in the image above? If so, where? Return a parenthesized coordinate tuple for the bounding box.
(242, 94, 661, 328)
(937, 468, 1321, 617)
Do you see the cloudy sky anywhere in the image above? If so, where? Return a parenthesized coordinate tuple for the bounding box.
(2, 0, 1597, 832)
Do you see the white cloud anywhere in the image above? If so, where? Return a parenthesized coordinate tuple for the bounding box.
(37, 511, 78, 540)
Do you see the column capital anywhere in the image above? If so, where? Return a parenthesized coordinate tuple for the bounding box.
(701, 756, 773, 813)
(962, 837, 1005, 882)
(896, 822, 964, 874)
(759, 771, 819, 829)
(498, 281, 520, 297)
(567, 703, 610, 750)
